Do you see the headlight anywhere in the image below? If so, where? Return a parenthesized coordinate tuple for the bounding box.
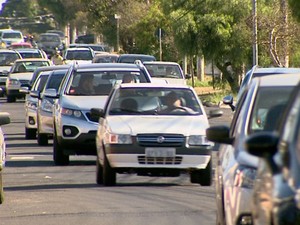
(27, 101, 37, 110)
(234, 165, 256, 189)
(188, 135, 213, 146)
(104, 133, 132, 144)
(8, 78, 20, 85)
(41, 99, 53, 112)
(61, 107, 84, 119)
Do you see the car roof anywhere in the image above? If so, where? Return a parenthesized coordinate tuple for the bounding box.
(253, 67, 300, 74)
(14, 58, 50, 62)
(142, 61, 180, 65)
(253, 73, 300, 87)
(0, 49, 19, 53)
(35, 65, 70, 72)
(39, 33, 60, 37)
(119, 83, 192, 89)
(65, 47, 92, 51)
(74, 63, 143, 70)
(16, 48, 41, 52)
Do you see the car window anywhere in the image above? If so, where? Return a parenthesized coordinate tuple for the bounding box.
(0, 52, 20, 66)
(18, 51, 42, 59)
(65, 50, 93, 60)
(144, 64, 182, 79)
(108, 88, 203, 115)
(32, 74, 49, 92)
(66, 70, 149, 96)
(2, 32, 22, 39)
(45, 72, 65, 90)
(249, 87, 294, 133)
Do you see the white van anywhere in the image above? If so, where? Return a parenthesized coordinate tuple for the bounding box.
(0, 29, 24, 48)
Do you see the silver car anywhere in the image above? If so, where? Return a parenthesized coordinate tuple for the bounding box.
(206, 74, 300, 225)
(36, 69, 68, 145)
(51, 63, 153, 165)
(24, 70, 51, 139)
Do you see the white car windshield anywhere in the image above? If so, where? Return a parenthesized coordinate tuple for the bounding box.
(108, 88, 203, 115)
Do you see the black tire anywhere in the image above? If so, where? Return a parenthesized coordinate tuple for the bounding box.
(0, 172, 3, 204)
(96, 158, 103, 185)
(6, 95, 16, 103)
(103, 154, 116, 186)
(53, 132, 69, 166)
(25, 128, 36, 140)
(37, 133, 48, 146)
(190, 160, 212, 186)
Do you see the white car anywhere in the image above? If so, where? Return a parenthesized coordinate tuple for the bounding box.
(5, 58, 51, 102)
(0, 112, 11, 204)
(0, 29, 24, 47)
(91, 83, 222, 186)
(51, 63, 153, 165)
(142, 61, 191, 85)
(63, 47, 95, 64)
(24, 71, 51, 139)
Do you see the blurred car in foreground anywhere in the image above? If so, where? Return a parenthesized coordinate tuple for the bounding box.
(245, 80, 300, 225)
(237, 66, 300, 102)
(36, 69, 68, 145)
(142, 61, 191, 85)
(5, 58, 51, 102)
(206, 74, 300, 225)
(91, 83, 222, 186)
(0, 112, 11, 204)
(50, 63, 153, 165)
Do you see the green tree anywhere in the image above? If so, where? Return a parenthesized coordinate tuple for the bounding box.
(289, 0, 300, 22)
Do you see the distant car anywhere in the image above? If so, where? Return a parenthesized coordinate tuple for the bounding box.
(90, 83, 222, 186)
(69, 43, 107, 53)
(5, 58, 51, 102)
(0, 112, 11, 204)
(46, 30, 66, 43)
(92, 53, 119, 63)
(75, 34, 95, 44)
(37, 33, 64, 58)
(141, 61, 191, 85)
(206, 74, 300, 225)
(0, 49, 22, 96)
(0, 29, 24, 47)
(50, 63, 153, 165)
(63, 47, 95, 64)
(117, 54, 156, 63)
(36, 69, 69, 145)
(245, 79, 300, 224)
(16, 48, 47, 59)
(24, 71, 51, 139)
(9, 42, 33, 49)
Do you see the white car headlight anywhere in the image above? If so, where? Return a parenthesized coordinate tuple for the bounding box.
(105, 133, 132, 144)
(8, 78, 20, 85)
(61, 107, 84, 119)
(188, 135, 213, 146)
(41, 99, 53, 112)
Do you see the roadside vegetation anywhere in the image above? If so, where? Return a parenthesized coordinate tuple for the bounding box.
(1, 0, 300, 94)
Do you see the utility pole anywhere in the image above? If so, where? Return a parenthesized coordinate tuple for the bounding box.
(252, 0, 258, 66)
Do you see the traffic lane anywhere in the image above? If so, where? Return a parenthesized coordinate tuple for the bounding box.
(0, 99, 228, 225)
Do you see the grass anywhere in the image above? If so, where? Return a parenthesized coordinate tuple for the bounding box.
(186, 76, 235, 105)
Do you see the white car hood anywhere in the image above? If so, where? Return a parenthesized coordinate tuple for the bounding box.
(9, 72, 33, 80)
(61, 95, 108, 110)
(152, 77, 186, 85)
(0, 66, 11, 72)
(107, 115, 209, 135)
(64, 60, 92, 65)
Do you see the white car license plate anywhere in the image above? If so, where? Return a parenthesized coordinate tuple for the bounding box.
(145, 148, 176, 157)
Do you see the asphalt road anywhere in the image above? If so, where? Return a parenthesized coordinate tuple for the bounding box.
(0, 98, 233, 225)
